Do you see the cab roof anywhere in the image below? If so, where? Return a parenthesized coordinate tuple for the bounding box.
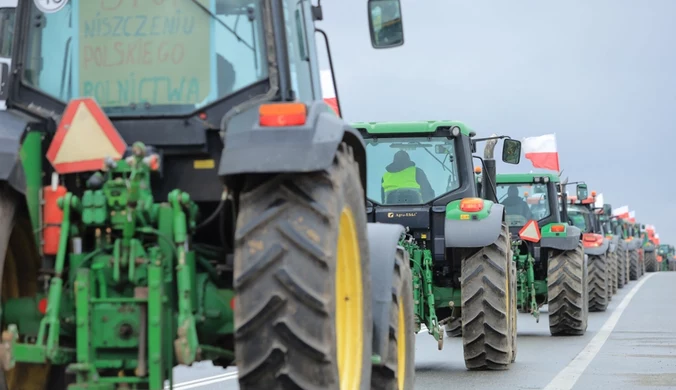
(496, 173, 560, 184)
(351, 120, 473, 137)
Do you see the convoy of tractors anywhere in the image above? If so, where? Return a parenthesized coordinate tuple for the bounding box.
(0, 0, 669, 389)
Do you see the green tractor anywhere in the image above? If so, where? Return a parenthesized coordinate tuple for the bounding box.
(642, 226, 658, 273)
(353, 120, 522, 370)
(657, 244, 675, 271)
(566, 187, 617, 312)
(619, 220, 644, 281)
(598, 204, 623, 293)
(494, 174, 589, 335)
(0, 0, 418, 389)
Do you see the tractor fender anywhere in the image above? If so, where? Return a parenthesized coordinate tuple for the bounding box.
(366, 222, 406, 364)
(0, 110, 37, 194)
(218, 100, 366, 189)
(583, 238, 610, 256)
(607, 235, 619, 253)
(643, 243, 656, 252)
(444, 203, 504, 248)
(628, 238, 642, 251)
(541, 225, 581, 251)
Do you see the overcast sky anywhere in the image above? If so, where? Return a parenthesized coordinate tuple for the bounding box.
(315, 0, 676, 242)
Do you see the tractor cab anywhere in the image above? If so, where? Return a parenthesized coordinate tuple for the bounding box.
(495, 173, 559, 235)
(566, 184, 608, 250)
(354, 121, 520, 249)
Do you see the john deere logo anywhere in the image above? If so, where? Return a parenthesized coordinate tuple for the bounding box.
(387, 212, 394, 218)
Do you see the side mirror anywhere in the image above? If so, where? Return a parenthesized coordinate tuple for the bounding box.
(641, 224, 646, 229)
(368, 0, 404, 49)
(501, 139, 521, 164)
(576, 183, 588, 200)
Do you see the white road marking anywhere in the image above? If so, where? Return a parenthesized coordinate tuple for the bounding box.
(166, 371, 238, 390)
(543, 273, 655, 390)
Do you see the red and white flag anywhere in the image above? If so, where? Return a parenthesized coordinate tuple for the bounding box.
(320, 69, 340, 117)
(522, 134, 560, 172)
(612, 205, 629, 218)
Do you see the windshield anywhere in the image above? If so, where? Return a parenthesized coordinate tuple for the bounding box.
(22, 0, 268, 116)
(496, 182, 551, 227)
(365, 137, 460, 205)
(568, 205, 593, 233)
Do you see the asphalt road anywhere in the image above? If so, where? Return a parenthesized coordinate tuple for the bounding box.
(167, 272, 676, 390)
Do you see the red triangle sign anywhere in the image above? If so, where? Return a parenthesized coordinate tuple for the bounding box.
(519, 220, 541, 243)
(46, 98, 128, 174)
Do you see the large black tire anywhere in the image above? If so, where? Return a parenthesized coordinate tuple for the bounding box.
(371, 247, 415, 390)
(645, 250, 657, 273)
(444, 318, 462, 338)
(548, 243, 588, 336)
(233, 144, 374, 390)
(610, 251, 617, 296)
(587, 254, 609, 312)
(509, 254, 517, 363)
(624, 250, 630, 285)
(460, 223, 516, 370)
(616, 249, 626, 289)
(0, 186, 72, 390)
(629, 249, 640, 281)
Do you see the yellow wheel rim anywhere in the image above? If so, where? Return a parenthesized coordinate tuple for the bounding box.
(335, 206, 364, 390)
(397, 295, 406, 390)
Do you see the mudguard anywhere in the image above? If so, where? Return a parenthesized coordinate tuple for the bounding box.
(218, 100, 366, 188)
(366, 222, 406, 364)
(0, 110, 37, 194)
(607, 234, 619, 253)
(643, 243, 656, 252)
(583, 236, 610, 256)
(444, 201, 504, 248)
(540, 224, 581, 251)
(628, 238, 641, 251)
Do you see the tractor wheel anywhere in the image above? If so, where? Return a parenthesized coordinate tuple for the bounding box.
(547, 243, 588, 336)
(645, 251, 657, 273)
(629, 250, 640, 281)
(233, 144, 374, 390)
(509, 255, 517, 363)
(624, 251, 630, 285)
(616, 250, 626, 289)
(587, 254, 609, 312)
(608, 252, 617, 298)
(371, 247, 415, 390)
(460, 223, 516, 370)
(0, 185, 73, 390)
(444, 318, 462, 338)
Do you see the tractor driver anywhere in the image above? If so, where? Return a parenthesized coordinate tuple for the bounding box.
(381, 150, 435, 203)
(502, 185, 533, 220)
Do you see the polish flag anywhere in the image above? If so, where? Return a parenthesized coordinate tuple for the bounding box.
(522, 134, 560, 172)
(593, 192, 604, 209)
(320, 69, 340, 117)
(628, 210, 636, 223)
(612, 205, 629, 219)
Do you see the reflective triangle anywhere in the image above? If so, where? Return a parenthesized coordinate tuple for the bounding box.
(519, 220, 541, 242)
(53, 102, 123, 164)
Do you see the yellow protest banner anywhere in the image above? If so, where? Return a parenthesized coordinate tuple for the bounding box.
(79, 0, 211, 107)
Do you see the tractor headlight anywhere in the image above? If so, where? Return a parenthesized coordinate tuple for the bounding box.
(451, 126, 460, 137)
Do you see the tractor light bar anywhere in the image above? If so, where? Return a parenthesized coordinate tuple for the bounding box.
(259, 102, 307, 127)
(460, 197, 484, 212)
(551, 224, 566, 233)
